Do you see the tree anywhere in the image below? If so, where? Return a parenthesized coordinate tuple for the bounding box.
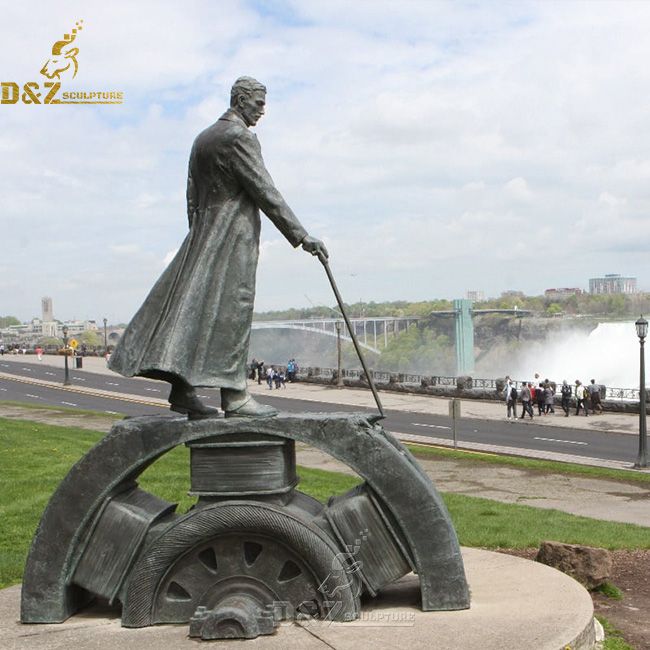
(546, 303, 563, 316)
(0, 316, 20, 328)
(37, 336, 62, 348)
(78, 331, 102, 348)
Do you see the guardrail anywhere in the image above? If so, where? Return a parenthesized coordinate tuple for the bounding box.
(290, 367, 641, 402)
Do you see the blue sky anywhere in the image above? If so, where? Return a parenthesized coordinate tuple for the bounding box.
(2, 1, 650, 323)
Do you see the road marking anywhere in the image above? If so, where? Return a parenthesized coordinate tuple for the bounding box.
(412, 422, 452, 430)
(44, 372, 55, 376)
(144, 388, 161, 392)
(106, 382, 120, 386)
(0, 387, 7, 391)
(21, 367, 32, 372)
(25, 393, 41, 399)
(105, 410, 119, 415)
(534, 437, 588, 446)
(61, 401, 78, 407)
(74, 377, 86, 382)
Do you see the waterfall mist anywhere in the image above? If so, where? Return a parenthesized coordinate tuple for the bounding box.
(510, 321, 640, 388)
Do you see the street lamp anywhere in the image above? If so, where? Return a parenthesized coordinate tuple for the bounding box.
(634, 315, 648, 468)
(62, 325, 71, 386)
(335, 320, 343, 388)
(103, 318, 108, 355)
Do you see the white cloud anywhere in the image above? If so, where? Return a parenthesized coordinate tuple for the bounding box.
(109, 243, 140, 255)
(3, 1, 650, 321)
(598, 191, 626, 208)
(504, 177, 532, 201)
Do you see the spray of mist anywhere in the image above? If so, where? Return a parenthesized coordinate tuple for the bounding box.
(511, 322, 640, 388)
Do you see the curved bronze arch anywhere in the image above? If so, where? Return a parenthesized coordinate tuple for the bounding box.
(21, 412, 469, 623)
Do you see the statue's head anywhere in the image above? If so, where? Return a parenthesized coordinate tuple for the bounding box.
(230, 76, 267, 127)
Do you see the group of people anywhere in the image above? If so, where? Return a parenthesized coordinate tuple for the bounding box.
(504, 375, 603, 420)
(0, 343, 26, 355)
(249, 358, 299, 389)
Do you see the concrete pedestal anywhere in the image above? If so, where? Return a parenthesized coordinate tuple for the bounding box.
(3, 548, 597, 650)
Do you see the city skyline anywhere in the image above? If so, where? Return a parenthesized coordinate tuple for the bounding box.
(2, 2, 650, 323)
(4, 274, 644, 326)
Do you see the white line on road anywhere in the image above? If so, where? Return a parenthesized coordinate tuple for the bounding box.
(74, 378, 86, 382)
(61, 401, 78, 407)
(0, 388, 7, 391)
(534, 437, 588, 446)
(44, 372, 55, 376)
(25, 394, 41, 399)
(412, 422, 452, 430)
(144, 388, 161, 392)
(21, 367, 32, 372)
(106, 382, 120, 386)
(105, 410, 119, 415)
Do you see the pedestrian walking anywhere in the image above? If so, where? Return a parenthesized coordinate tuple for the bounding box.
(536, 383, 546, 415)
(544, 384, 555, 414)
(560, 380, 572, 416)
(519, 382, 534, 419)
(575, 380, 588, 416)
(266, 365, 275, 389)
(588, 379, 603, 414)
(503, 377, 518, 420)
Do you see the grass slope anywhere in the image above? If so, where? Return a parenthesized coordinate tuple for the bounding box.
(1, 417, 648, 590)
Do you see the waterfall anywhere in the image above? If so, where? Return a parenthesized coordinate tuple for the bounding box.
(512, 321, 641, 388)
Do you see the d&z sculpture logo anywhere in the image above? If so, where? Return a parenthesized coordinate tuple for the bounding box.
(1, 20, 124, 105)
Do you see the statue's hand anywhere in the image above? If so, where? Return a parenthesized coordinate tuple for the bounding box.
(301, 235, 329, 261)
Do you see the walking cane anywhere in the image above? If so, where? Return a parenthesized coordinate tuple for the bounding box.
(318, 254, 385, 419)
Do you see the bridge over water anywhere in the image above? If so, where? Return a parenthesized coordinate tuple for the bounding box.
(253, 299, 530, 373)
(252, 317, 419, 354)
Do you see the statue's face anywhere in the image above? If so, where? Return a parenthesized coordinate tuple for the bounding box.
(238, 90, 266, 126)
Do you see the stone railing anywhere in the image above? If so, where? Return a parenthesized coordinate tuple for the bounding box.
(274, 366, 647, 414)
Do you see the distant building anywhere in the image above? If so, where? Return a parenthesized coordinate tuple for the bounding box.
(40, 296, 57, 337)
(41, 296, 53, 321)
(544, 288, 583, 300)
(589, 274, 637, 295)
(0, 304, 98, 342)
(466, 290, 484, 302)
(500, 290, 525, 299)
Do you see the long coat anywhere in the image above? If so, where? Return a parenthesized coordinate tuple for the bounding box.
(108, 109, 308, 390)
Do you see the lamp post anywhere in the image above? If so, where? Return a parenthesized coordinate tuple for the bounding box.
(103, 318, 108, 355)
(635, 315, 648, 469)
(62, 325, 71, 386)
(335, 320, 343, 388)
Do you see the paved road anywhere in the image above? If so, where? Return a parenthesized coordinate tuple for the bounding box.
(0, 358, 639, 465)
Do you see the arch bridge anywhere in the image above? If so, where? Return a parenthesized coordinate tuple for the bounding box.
(252, 317, 420, 354)
(253, 302, 530, 373)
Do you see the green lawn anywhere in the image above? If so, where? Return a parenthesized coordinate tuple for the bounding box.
(1, 416, 649, 591)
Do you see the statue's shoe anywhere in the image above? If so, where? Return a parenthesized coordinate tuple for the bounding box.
(169, 389, 220, 420)
(224, 398, 279, 418)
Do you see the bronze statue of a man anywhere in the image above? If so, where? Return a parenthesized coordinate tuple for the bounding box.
(109, 77, 328, 418)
